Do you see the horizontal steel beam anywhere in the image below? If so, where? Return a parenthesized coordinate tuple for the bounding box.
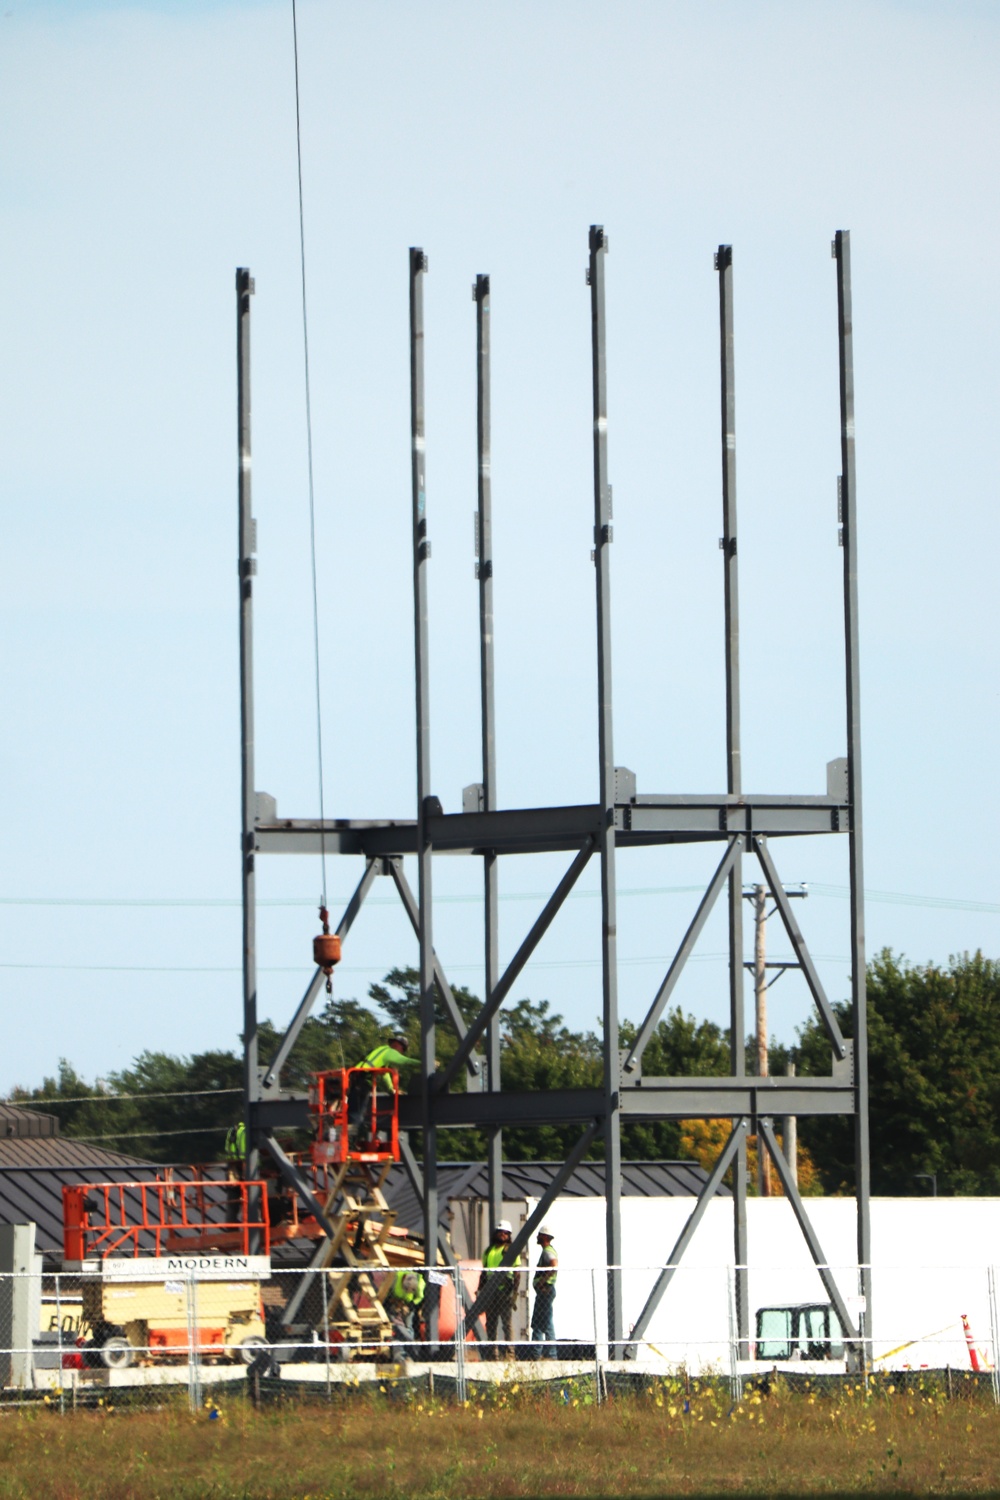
(622, 1081, 854, 1118)
(625, 800, 848, 840)
(255, 804, 597, 857)
(397, 1076, 855, 1129)
(255, 794, 850, 858)
(399, 1088, 605, 1129)
(249, 1095, 310, 1132)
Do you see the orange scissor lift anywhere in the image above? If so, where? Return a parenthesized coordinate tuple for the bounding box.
(292, 1066, 419, 1353)
(62, 1179, 272, 1366)
(62, 1066, 427, 1361)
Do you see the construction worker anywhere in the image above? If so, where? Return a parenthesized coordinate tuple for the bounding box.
(357, 1035, 419, 1087)
(385, 1268, 426, 1358)
(224, 1120, 246, 1220)
(530, 1225, 558, 1357)
(477, 1219, 521, 1360)
(224, 1120, 246, 1169)
(349, 1035, 419, 1143)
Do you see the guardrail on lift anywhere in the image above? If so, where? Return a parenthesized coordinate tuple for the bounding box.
(62, 1179, 271, 1261)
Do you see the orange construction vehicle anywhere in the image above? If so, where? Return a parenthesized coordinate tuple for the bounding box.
(62, 1179, 271, 1368)
(59, 1069, 433, 1364)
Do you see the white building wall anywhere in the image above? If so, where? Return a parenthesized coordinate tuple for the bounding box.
(522, 1196, 1000, 1371)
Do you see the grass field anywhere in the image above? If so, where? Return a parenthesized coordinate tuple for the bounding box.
(1, 1377, 999, 1499)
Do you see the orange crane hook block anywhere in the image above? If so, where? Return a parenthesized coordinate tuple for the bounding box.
(313, 906, 342, 979)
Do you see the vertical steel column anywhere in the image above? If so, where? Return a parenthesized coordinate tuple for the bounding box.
(834, 229, 871, 1350)
(716, 244, 748, 1349)
(475, 273, 503, 1230)
(588, 225, 622, 1350)
(752, 883, 772, 1196)
(236, 268, 260, 1226)
(409, 247, 438, 1331)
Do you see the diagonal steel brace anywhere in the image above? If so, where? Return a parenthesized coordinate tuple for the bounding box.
(758, 1117, 860, 1347)
(388, 860, 480, 1077)
(439, 838, 595, 1091)
(752, 837, 847, 1058)
(626, 1117, 749, 1356)
(622, 837, 743, 1076)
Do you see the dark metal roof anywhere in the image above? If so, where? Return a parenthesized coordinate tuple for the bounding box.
(0, 1104, 59, 1140)
(0, 1139, 144, 1170)
(0, 1163, 156, 1263)
(380, 1159, 723, 1234)
(0, 1158, 720, 1268)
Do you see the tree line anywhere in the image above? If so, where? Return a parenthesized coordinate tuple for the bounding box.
(9, 949, 999, 1196)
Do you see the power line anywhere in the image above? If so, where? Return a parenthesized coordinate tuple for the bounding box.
(5, 1088, 242, 1108)
(0, 883, 995, 913)
(0, 952, 851, 975)
(65, 1126, 230, 1144)
(809, 882, 1000, 915)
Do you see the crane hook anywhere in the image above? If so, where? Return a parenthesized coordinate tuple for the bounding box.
(313, 904, 341, 994)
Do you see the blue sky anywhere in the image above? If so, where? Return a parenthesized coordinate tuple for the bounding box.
(1, 0, 998, 1090)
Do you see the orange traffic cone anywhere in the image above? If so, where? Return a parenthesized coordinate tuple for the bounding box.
(961, 1313, 984, 1372)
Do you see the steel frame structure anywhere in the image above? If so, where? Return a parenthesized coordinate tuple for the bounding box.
(235, 228, 870, 1359)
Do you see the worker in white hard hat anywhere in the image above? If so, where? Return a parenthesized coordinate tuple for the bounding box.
(477, 1219, 522, 1360)
(530, 1225, 559, 1357)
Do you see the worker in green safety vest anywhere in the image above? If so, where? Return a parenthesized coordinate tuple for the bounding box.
(348, 1034, 420, 1143)
(224, 1121, 246, 1167)
(530, 1225, 559, 1357)
(386, 1268, 426, 1356)
(477, 1219, 522, 1360)
(224, 1121, 247, 1219)
(356, 1035, 419, 1093)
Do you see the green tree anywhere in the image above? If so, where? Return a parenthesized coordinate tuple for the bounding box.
(10, 1061, 118, 1142)
(258, 997, 385, 1091)
(619, 1007, 731, 1159)
(795, 949, 1000, 1195)
(497, 998, 603, 1160)
(9, 969, 809, 1173)
(10, 1052, 241, 1164)
(111, 1050, 243, 1163)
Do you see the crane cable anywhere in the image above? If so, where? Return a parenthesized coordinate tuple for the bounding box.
(291, 0, 330, 932)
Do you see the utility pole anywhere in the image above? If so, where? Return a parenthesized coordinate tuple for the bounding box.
(743, 881, 807, 1195)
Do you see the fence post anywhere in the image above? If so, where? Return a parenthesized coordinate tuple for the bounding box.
(321, 1268, 331, 1400)
(186, 1272, 201, 1413)
(454, 1266, 466, 1404)
(55, 1272, 65, 1417)
(591, 1267, 602, 1405)
(727, 1265, 742, 1403)
(987, 1266, 1000, 1406)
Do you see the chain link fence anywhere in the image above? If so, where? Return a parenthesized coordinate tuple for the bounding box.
(1, 1259, 999, 1412)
